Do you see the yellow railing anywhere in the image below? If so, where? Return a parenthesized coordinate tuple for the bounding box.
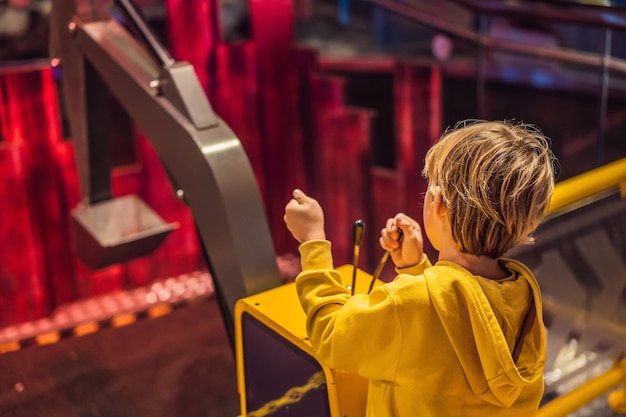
(547, 157, 626, 214)
(537, 157, 626, 416)
(538, 359, 626, 417)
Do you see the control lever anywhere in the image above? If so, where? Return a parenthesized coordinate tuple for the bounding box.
(368, 229, 403, 293)
(350, 220, 365, 295)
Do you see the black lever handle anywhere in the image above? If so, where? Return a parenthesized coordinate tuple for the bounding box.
(350, 219, 365, 295)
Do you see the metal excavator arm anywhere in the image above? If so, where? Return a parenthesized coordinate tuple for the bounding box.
(49, 0, 283, 344)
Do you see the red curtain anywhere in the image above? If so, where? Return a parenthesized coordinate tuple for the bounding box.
(0, 66, 64, 324)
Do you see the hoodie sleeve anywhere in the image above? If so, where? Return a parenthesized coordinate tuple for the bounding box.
(295, 240, 429, 382)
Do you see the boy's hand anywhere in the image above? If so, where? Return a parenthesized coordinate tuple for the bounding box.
(379, 213, 424, 268)
(284, 189, 326, 243)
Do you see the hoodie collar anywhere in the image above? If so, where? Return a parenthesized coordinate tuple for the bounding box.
(424, 259, 546, 407)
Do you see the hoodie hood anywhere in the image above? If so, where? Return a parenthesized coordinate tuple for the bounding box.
(424, 258, 546, 407)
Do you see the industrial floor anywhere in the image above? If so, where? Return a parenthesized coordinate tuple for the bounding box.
(0, 297, 240, 417)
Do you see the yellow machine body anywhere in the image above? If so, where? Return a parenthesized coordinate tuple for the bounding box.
(235, 265, 378, 417)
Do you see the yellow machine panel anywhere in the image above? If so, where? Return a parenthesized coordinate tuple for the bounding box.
(235, 265, 379, 417)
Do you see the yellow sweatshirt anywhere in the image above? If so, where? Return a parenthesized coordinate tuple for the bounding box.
(295, 240, 546, 417)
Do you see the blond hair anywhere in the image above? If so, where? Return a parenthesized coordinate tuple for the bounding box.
(423, 120, 556, 258)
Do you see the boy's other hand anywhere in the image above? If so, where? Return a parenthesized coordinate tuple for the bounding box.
(284, 189, 326, 243)
(379, 213, 424, 268)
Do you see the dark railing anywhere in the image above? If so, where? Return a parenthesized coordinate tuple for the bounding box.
(357, 0, 626, 165)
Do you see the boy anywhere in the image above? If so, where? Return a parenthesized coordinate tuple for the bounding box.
(283, 120, 556, 416)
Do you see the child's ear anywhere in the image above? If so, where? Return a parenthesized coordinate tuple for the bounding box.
(431, 186, 447, 217)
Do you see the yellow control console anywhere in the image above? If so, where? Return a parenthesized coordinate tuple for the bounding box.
(235, 265, 380, 417)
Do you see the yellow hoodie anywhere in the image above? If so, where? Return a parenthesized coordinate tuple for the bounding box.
(295, 240, 546, 417)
